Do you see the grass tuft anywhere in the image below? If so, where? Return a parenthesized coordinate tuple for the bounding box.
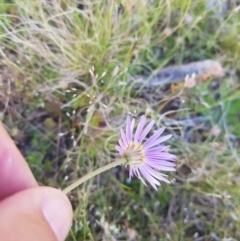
(1, 0, 240, 240)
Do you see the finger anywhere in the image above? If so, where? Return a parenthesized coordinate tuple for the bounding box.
(0, 187, 73, 241)
(0, 123, 38, 200)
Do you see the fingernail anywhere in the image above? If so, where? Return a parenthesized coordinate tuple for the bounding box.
(42, 191, 73, 241)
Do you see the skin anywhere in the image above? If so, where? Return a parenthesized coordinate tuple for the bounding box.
(0, 123, 73, 241)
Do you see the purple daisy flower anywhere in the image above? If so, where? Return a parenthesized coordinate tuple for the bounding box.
(115, 115, 176, 190)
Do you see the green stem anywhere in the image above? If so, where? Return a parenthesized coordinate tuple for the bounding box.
(63, 159, 125, 194)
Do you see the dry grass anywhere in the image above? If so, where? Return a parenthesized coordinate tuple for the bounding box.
(1, 0, 240, 240)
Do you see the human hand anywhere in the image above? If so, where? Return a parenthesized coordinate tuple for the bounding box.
(0, 123, 73, 241)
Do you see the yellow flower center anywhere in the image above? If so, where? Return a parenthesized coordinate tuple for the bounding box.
(123, 142, 146, 166)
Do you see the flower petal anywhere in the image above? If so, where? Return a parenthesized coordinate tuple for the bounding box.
(134, 115, 146, 142)
(143, 164, 171, 183)
(126, 116, 132, 142)
(145, 153, 177, 160)
(118, 139, 124, 149)
(144, 134, 172, 149)
(143, 127, 165, 149)
(146, 159, 176, 167)
(134, 168, 147, 186)
(138, 166, 160, 190)
(131, 118, 135, 129)
(130, 118, 135, 140)
(129, 166, 133, 179)
(144, 146, 167, 154)
(139, 120, 155, 143)
(120, 127, 128, 146)
(145, 162, 175, 171)
(115, 145, 123, 154)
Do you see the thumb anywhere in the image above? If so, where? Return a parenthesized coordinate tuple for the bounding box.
(0, 187, 73, 241)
